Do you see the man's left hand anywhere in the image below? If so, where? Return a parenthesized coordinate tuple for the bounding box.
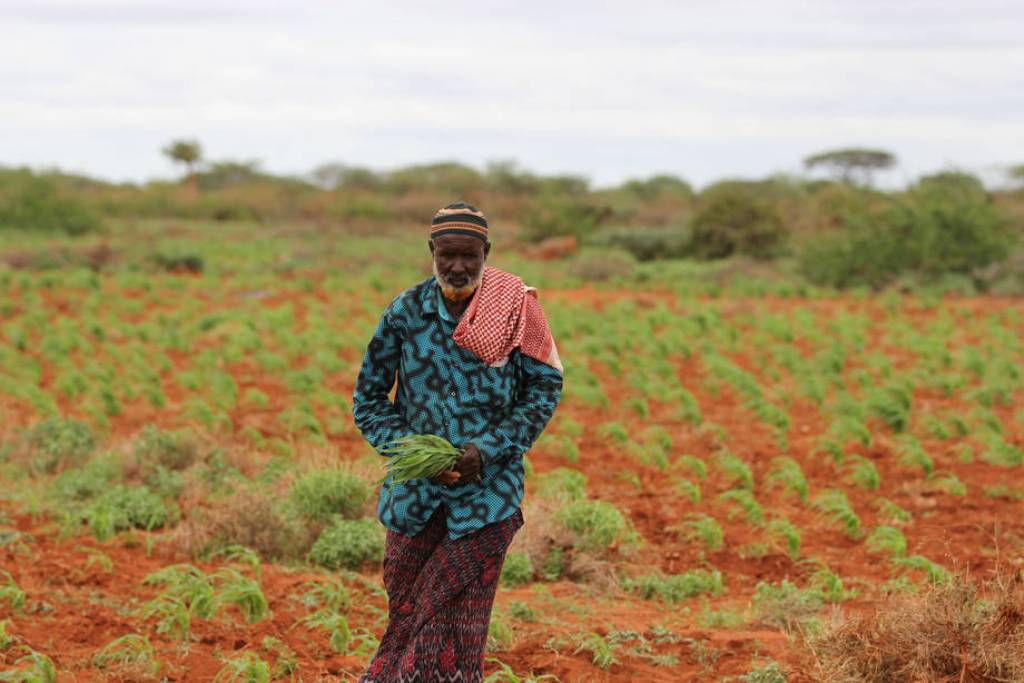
(453, 443, 483, 483)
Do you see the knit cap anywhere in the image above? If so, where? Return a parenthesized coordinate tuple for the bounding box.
(430, 202, 488, 242)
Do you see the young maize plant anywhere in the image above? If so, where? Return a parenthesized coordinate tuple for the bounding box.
(379, 434, 461, 488)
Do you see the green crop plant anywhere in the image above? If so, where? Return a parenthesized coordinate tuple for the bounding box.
(927, 472, 967, 497)
(716, 450, 754, 490)
(140, 594, 192, 641)
(300, 610, 377, 654)
(288, 468, 369, 521)
(0, 571, 26, 613)
(672, 476, 701, 504)
(669, 387, 703, 424)
(675, 514, 724, 551)
(893, 555, 949, 584)
(483, 658, 560, 683)
(807, 564, 853, 603)
(0, 619, 17, 649)
(980, 433, 1023, 467)
(379, 434, 461, 487)
(846, 455, 881, 490)
(573, 632, 619, 670)
(867, 384, 912, 432)
(597, 421, 630, 444)
(763, 517, 801, 559)
(92, 634, 161, 676)
(866, 525, 907, 557)
(0, 650, 57, 683)
(812, 490, 861, 539)
(718, 489, 764, 525)
(556, 499, 638, 552)
(209, 568, 268, 623)
(765, 457, 808, 503)
(895, 436, 934, 477)
(212, 652, 270, 683)
(260, 636, 298, 679)
(673, 455, 707, 480)
(300, 578, 351, 613)
(875, 497, 912, 525)
(641, 425, 672, 452)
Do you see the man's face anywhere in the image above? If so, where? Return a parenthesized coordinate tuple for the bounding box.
(430, 234, 489, 301)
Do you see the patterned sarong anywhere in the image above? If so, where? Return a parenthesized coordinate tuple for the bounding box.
(358, 508, 524, 683)
(452, 267, 562, 372)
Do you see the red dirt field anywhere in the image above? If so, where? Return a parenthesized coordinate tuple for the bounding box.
(2, 285, 1024, 681)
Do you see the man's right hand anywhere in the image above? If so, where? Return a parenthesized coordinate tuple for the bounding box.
(429, 469, 461, 487)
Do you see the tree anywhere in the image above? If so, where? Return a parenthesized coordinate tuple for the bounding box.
(1009, 164, 1024, 185)
(803, 148, 896, 187)
(162, 139, 203, 188)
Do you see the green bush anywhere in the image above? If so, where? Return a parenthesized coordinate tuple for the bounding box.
(309, 518, 384, 570)
(799, 185, 1014, 288)
(24, 417, 95, 474)
(627, 569, 723, 603)
(134, 426, 199, 471)
(289, 469, 370, 522)
(596, 226, 689, 261)
(689, 184, 787, 260)
(52, 456, 120, 501)
(521, 197, 612, 242)
(555, 499, 637, 552)
(0, 168, 102, 235)
(500, 552, 534, 587)
(86, 485, 177, 540)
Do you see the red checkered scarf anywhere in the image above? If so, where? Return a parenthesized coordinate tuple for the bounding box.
(452, 267, 562, 373)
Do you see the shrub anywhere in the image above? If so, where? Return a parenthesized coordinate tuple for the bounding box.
(500, 552, 534, 587)
(288, 469, 370, 522)
(0, 169, 102, 235)
(309, 518, 384, 570)
(597, 226, 689, 261)
(85, 486, 177, 540)
(521, 197, 611, 242)
(133, 426, 199, 472)
(689, 184, 787, 260)
(23, 417, 95, 474)
(171, 488, 313, 561)
(555, 499, 638, 553)
(798, 185, 1014, 289)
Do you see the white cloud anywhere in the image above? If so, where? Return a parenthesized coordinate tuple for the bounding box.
(0, 0, 1021, 186)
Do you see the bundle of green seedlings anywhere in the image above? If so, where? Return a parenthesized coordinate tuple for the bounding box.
(379, 435, 461, 488)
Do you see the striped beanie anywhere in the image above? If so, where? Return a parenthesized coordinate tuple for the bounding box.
(430, 202, 489, 242)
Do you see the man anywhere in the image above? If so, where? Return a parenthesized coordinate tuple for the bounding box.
(353, 202, 563, 682)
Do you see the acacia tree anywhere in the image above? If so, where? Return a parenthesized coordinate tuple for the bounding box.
(803, 148, 896, 187)
(162, 139, 203, 190)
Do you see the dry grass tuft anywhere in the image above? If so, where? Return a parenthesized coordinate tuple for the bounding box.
(813, 569, 1024, 682)
(166, 487, 315, 561)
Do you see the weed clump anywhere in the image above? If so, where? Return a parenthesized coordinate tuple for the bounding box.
(288, 469, 370, 522)
(23, 418, 95, 474)
(309, 518, 384, 570)
(555, 499, 638, 553)
(814, 571, 1024, 682)
(500, 552, 534, 587)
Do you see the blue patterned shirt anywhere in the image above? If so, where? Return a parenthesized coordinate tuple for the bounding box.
(352, 275, 563, 539)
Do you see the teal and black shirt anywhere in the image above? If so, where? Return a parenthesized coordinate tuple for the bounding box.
(352, 276, 563, 539)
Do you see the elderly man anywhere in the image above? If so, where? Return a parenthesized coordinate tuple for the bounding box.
(353, 202, 563, 682)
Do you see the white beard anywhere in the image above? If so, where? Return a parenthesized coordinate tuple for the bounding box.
(433, 261, 482, 302)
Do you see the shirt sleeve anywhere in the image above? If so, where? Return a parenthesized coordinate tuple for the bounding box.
(352, 309, 416, 453)
(472, 353, 563, 467)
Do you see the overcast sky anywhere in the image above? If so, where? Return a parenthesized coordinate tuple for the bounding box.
(1, 0, 1022, 188)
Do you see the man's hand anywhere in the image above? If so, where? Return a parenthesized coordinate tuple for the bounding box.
(453, 443, 483, 482)
(430, 444, 483, 487)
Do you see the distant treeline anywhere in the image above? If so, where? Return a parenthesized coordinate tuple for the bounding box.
(1, 151, 1023, 292)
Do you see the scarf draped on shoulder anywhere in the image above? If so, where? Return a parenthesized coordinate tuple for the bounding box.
(451, 266, 562, 373)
